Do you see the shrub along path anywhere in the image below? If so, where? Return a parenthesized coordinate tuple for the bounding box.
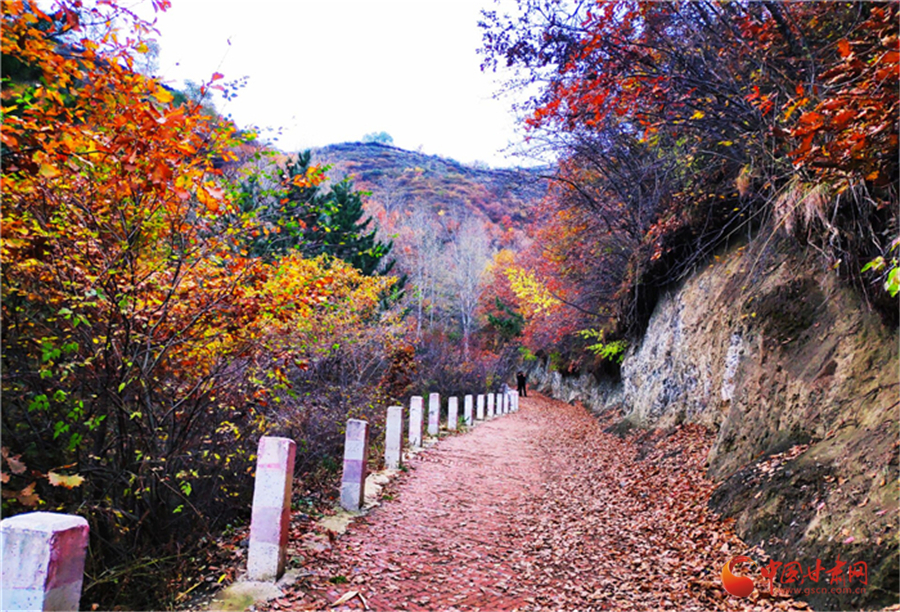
(262, 394, 811, 612)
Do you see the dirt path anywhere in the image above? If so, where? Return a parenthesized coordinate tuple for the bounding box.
(264, 394, 809, 612)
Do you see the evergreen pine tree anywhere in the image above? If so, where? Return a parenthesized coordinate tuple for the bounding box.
(304, 180, 394, 276)
(242, 151, 399, 279)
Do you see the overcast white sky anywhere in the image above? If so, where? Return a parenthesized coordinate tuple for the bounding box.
(147, 0, 530, 167)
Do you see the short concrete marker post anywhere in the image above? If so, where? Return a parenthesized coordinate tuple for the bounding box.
(503, 393, 510, 414)
(447, 396, 459, 431)
(476, 394, 485, 421)
(340, 419, 369, 512)
(248, 436, 296, 581)
(464, 395, 474, 427)
(487, 393, 495, 418)
(1, 511, 89, 612)
(428, 392, 440, 436)
(496, 393, 503, 415)
(385, 405, 404, 469)
(512, 390, 519, 411)
(409, 396, 424, 449)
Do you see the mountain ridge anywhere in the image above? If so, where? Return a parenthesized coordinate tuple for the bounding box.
(310, 141, 548, 231)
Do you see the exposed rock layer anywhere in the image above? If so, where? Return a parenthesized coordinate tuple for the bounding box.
(527, 236, 898, 610)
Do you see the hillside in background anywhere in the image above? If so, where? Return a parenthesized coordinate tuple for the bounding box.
(311, 142, 548, 247)
(306, 142, 551, 368)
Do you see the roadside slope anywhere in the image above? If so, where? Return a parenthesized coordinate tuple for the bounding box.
(528, 235, 899, 610)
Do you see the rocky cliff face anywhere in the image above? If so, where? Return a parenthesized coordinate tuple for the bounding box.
(527, 235, 898, 610)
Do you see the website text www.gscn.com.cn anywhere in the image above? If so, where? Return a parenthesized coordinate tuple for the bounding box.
(772, 585, 868, 597)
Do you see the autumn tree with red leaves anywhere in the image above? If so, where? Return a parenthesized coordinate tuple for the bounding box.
(1, 1, 396, 607)
(481, 0, 898, 365)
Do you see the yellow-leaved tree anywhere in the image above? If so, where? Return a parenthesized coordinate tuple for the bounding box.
(1, 1, 398, 608)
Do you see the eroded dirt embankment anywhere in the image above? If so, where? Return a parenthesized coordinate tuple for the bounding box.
(528, 236, 899, 610)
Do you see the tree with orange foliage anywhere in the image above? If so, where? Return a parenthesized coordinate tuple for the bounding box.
(2, 0, 262, 525)
(1, 2, 394, 607)
(481, 0, 898, 342)
(480, 249, 524, 351)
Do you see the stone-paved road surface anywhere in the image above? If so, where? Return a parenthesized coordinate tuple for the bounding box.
(265, 394, 810, 612)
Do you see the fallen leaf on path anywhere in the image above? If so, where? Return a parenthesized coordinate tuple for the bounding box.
(330, 590, 359, 607)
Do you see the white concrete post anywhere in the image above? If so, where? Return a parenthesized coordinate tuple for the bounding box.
(385, 405, 404, 470)
(427, 392, 440, 436)
(476, 394, 485, 420)
(496, 393, 503, 415)
(503, 392, 509, 414)
(1, 512, 89, 612)
(340, 419, 369, 512)
(447, 396, 459, 431)
(513, 390, 520, 411)
(464, 395, 474, 427)
(409, 396, 424, 449)
(487, 393, 495, 418)
(248, 436, 296, 581)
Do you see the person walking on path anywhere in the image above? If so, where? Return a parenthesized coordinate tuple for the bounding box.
(516, 371, 527, 397)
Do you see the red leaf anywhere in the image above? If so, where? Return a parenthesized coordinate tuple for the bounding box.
(832, 109, 855, 129)
(837, 39, 851, 58)
(798, 111, 825, 128)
